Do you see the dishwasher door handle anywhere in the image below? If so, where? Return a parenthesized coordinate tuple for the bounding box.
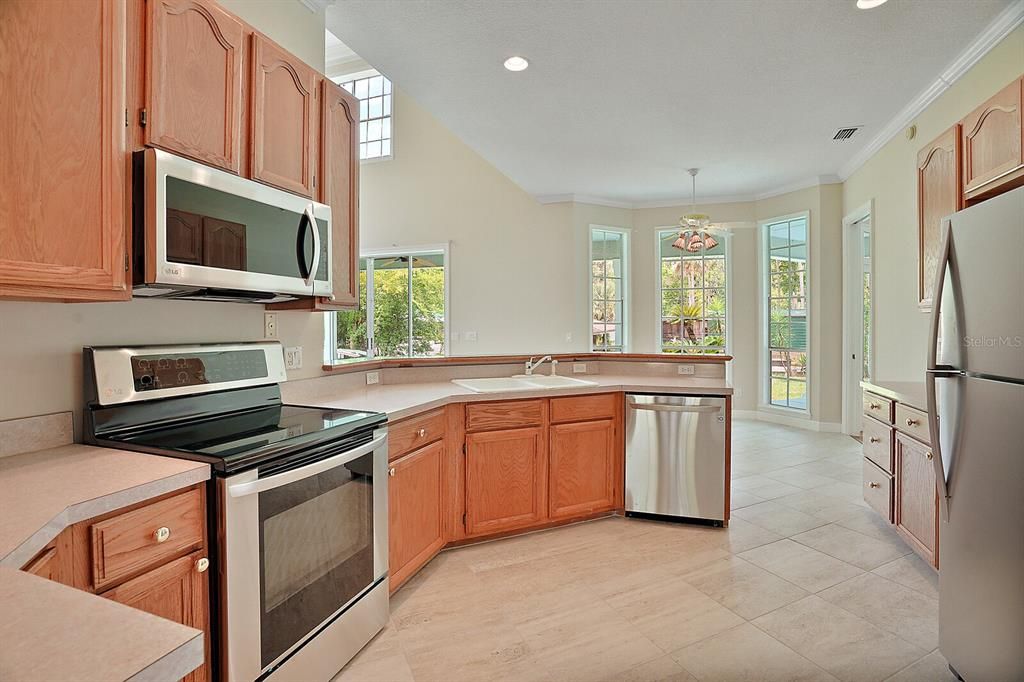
(626, 401, 720, 414)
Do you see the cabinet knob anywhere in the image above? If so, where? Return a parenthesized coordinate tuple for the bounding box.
(906, 418, 920, 426)
(926, 451, 934, 460)
(869, 403, 880, 409)
(154, 527, 171, 543)
(868, 482, 880, 489)
(388, 467, 395, 477)
(869, 437, 880, 443)
(416, 428, 427, 438)
(195, 557, 209, 573)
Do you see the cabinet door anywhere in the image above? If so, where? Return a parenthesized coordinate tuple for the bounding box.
(318, 78, 360, 308)
(916, 126, 961, 310)
(201, 217, 246, 270)
(549, 419, 616, 520)
(389, 441, 445, 591)
(145, 0, 244, 173)
(465, 427, 546, 536)
(250, 34, 316, 197)
(962, 76, 1023, 201)
(101, 551, 210, 682)
(166, 209, 203, 264)
(0, 0, 128, 301)
(895, 433, 939, 567)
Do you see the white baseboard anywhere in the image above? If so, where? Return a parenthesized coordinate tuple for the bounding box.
(733, 409, 842, 433)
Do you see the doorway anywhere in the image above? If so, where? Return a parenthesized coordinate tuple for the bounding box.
(842, 202, 873, 435)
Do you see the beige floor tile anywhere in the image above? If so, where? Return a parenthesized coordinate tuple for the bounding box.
(600, 654, 698, 682)
(732, 500, 831, 536)
(739, 539, 864, 592)
(683, 556, 809, 619)
(333, 651, 415, 682)
(732, 474, 779, 490)
(883, 650, 958, 682)
(701, 517, 784, 554)
(818, 573, 939, 651)
(745, 479, 807, 500)
(763, 467, 841, 489)
(836, 508, 905, 544)
(773, 490, 870, 523)
(753, 595, 925, 682)
(871, 554, 939, 600)
(672, 623, 838, 682)
(792, 523, 909, 570)
(732, 489, 766, 509)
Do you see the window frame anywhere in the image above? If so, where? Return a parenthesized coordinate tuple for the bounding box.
(323, 243, 450, 366)
(654, 226, 731, 356)
(588, 225, 630, 353)
(331, 69, 393, 163)
(758, 211, 811, 414)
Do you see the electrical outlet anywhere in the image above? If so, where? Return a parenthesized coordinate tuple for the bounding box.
(284, 346, 302, 370)
(572, 362, 587, 374)
(464, 331, 478, 342)
(678, 364, 696, 375)
(263, 312, 278, 339)
(366, 371, 380, 385)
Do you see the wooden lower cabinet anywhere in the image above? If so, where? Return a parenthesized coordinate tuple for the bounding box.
(101, 551, 210, 682)
(548, 419, 616, 519)
(465, 426, 547, 536)
(894, 432, 939, 567)
(389, 440, 445, 592)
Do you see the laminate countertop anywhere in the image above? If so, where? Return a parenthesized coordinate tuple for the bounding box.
(0, 444, 210, 682)
(285, 374, 733, 421)
(861, 380, 928, 412)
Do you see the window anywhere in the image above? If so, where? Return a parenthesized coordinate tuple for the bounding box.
(590, 227, 629, 352)
(326, 247, 447, 363)
(333, 71, 392, 160)
(658, 229, 727, 354)
(763, 215, 809, 410)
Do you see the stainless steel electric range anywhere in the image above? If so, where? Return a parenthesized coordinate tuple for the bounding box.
(82, 342, 388, 682)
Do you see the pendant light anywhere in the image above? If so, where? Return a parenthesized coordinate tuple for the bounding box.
(672, 168, 719, 253)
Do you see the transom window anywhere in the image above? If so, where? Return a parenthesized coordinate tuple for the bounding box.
(590, 227, 629, 352)
(658, 229, 727, 354)
(333, 71, 392, 160)
(763, 215, 809, 410)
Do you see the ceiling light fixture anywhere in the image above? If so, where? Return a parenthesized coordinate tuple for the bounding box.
(503, 56, 529, 72)
(855, 0, 889, 8)
(673, 169, 719, 253)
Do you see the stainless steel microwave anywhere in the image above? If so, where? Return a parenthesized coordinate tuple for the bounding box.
(133, 148, 332, 303)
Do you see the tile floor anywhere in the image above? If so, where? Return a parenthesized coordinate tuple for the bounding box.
(335, 419, 952, 682)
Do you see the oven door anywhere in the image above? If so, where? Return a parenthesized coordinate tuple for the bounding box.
(222, 428, 387, 681)
(140, 148, 331, 298)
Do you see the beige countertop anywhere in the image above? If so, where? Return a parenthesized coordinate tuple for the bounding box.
(288, 373, 732, 421)
(0, 567, 204, 682)
(861, 379, 928, 412)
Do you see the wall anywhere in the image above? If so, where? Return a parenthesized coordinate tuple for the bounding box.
(843, 26, 1024, 382)
(0, 0, 326, 426)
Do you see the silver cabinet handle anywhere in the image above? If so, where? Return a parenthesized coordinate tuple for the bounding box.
(154, 527, 171, 543)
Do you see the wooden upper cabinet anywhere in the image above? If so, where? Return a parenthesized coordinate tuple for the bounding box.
(145, 0, 244, 173)
(962, 76, 1024, 202)
(0, 0, 128, 301)
(389, 440, 445, 591)
(250, 34, 316, 198)
(318, 78, 360, 308)
(465, 427, 547, 536)
(916, 126, 962, 310)
(549, 419, 617, 520)
(894, 432, 939, 568)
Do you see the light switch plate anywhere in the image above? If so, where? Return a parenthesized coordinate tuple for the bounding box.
(263, 313, 278, 339)
(284, 346, 302, 370)
(366, 371, 380, 385)
(678, 364, 695, 375)
(572, 362, 587, 374)
(464, 331, 478, 342)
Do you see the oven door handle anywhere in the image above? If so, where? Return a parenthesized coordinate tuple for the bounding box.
(227, 434, 387, 498)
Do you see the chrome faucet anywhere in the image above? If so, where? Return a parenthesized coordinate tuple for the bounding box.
(524, 355, 552, 376)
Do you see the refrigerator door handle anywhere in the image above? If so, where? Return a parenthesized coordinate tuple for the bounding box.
(927, 221, 954, 519)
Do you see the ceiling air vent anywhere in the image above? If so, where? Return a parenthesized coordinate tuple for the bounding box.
(832, 126, 862, 141)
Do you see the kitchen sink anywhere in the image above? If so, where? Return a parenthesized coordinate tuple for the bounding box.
(451, 375, 598, 393)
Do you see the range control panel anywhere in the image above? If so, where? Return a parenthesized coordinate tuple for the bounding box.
(130, 349, 269, 392)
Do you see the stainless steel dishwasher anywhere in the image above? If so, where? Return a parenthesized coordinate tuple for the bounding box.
(624, 393, 727, 525)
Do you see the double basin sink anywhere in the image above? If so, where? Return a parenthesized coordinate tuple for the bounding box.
(452, 374, 598, 393)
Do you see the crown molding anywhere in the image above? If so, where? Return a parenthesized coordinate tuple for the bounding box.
(838, 0, 1024, 180)
(535, 194, 634, 209)
(298, 0, 335, 12)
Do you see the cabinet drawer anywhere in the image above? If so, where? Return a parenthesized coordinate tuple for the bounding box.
(466, 399, 543, 432)
(862, 416, 894, 474)
(863, 391, 894, 423)
(550, 393, 617, 424)
(863, 458, 893, 522)
(389, 409, 445, 461)
(895, 404, 930, 445)
(90, 488, 204, 590)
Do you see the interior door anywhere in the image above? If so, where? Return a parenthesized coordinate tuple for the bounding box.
(146, 0, 244, 173)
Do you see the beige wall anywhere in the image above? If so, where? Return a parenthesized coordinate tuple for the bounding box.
(219, 0, 325, 71)
(843, 26, 1024, 382)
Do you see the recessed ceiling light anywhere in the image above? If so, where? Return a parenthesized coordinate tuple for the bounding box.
(503, 56, 529, 72)
(856, 0, 889, 8)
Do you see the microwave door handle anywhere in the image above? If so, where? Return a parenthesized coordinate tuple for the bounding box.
(227, 433, 386, 498)
(304, 203, 321, 288)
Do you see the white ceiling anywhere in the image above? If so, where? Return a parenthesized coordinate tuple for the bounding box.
(326, 0, 1016, 205)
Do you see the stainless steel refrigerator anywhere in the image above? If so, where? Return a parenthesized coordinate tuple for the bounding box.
(927, 185, 1024, 682)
